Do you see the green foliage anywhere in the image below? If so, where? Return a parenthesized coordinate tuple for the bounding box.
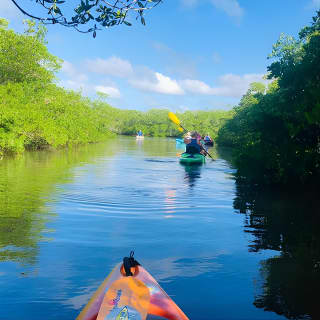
(116, 108, 232, 138)
(0, 20, 115, 156)
(0, 82, 115, 155)
(0, 19, 61, 84)
(23, 19, 48, 42)
(0, 18, 230, 157)
(217, 10, 320, 186)
(0, 18, 9, 29)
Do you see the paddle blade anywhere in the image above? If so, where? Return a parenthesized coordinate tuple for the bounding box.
(178, 126, 184, 132)
(168, 112, 180, 126)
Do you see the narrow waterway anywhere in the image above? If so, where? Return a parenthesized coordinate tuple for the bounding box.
(0, 137, 318, 320)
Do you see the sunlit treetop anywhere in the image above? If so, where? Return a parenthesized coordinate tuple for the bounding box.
(10, 0, 163, 37)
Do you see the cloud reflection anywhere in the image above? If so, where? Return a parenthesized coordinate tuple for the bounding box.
(164, 189, 177, 214)
(143, 253, 227, 282)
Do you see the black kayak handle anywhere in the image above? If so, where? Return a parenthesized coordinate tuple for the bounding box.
(123, 251, 140, 276)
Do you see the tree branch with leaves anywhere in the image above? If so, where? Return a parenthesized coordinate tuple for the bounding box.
(10, 0, 163, 37)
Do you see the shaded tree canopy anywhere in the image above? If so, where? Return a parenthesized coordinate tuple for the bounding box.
(10, 0, 163, 36)
(216, 10, 320, 186)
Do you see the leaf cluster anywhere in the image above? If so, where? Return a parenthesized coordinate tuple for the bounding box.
(217, 10, 320, 186)
(10, 0, 163, 37)
(0, 21, 115, 156)
(0, 22, 61, 84)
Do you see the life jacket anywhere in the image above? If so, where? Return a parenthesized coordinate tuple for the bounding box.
(186, 139, 201, 154)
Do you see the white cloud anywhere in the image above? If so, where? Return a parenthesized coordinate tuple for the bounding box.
(61, 61, 88, 82)
(86, 56, 133, 78)
(59, 57, 267, 106)
(211, 0, 244, 18)
(60, 61, 89, 93)
(180, 0, 244, 18)
(59, 79, 88, 93)
(66, 57, 184, 96)
(213, 73, 265, 97)
(180, 73, 266, 98)
(180, 79, 213, 94)
(95, 85, 121, 98)
(79, 54, 266, 99)
(129, 69, 184, 95)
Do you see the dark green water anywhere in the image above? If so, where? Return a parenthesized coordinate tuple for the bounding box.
(0, 137, 319, 320)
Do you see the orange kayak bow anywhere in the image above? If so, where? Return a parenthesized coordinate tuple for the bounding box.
(76, 252, 189, 320)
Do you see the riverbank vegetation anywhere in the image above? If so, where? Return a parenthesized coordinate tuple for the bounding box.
(216, 11, 320, 186)
(116, 108, 231, 138)
(2, 10, 320, 190)
(0, 19, 116, 156)
(0, 18, 231, 157)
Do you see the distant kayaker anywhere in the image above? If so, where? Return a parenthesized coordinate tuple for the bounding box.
(204, 134, 212, 142)
(137, 130, 143, 136)
(204, 134, 214, 146)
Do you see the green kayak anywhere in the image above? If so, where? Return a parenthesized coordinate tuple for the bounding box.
(179, 153, 206, 164)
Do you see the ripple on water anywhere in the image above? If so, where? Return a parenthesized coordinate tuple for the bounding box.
(0, 137, 287, 320)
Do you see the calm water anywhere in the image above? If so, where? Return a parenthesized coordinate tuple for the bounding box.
(0, 137, 319, 320)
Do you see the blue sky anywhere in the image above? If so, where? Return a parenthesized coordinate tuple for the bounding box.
(1, 0, 320, 111)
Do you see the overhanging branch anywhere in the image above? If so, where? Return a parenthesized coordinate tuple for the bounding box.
(9, 0, 164, 37)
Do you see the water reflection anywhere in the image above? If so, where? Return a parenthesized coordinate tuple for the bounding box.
(175, 141, 185, 150)
(144, 254, 224, 281)
(164, 189, 177, 216)
(0, 142, 118, 265)
(133, 137, 178, 157)
(1, 137, 287, 320)
(181, 163, 202, 188)
(135, 137, 144, 144)
(234, 180, 320, 319)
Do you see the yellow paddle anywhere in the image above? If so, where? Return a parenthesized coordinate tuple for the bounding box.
(168, 112, 215, 160)
(168, 112, 187, 133)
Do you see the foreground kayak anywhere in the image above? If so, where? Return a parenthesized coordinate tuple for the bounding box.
(76, 253, 189, 320)
(179, 153, 206, 164)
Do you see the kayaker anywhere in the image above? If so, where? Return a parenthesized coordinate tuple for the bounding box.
(204, 134, 212, 142)
(185, 131, 203, 154)
(137, 130, 143, 136)
(183, 132, 192, 144)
